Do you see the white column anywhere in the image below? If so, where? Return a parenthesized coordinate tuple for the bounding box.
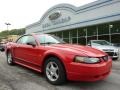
(109, 24, 113, 43)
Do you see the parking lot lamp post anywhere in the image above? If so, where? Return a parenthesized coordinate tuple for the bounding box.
(5, 23, 11, 31)
(5, 23, 11, 42)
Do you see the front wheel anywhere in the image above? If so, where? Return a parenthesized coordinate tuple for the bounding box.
(7, 52, 14, 65)
(44, 57, 66, 85)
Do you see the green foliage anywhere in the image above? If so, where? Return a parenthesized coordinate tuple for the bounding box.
(0, 28, 25, 40)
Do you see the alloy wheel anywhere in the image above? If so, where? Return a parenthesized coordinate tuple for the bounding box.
(46, 62, 59, 81)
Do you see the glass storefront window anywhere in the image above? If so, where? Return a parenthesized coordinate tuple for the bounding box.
(48, 21, 120, 44)
(56, 31, 63, 38)
(48, 32, 57, 36)
(87, 36, 97, 43)
(98, 35, 109, 41)
(78, 28, 86, 37)
(87, 26, 97, 36)
(72, 38, 77, 44)
(98, 24, 109, 35)
(78, 37, 86, 45)
(110, 21, 120, 34)
(111, 34, 120, 43)
(63, 38, 69, 43)
(70, 29, 77, 38)
(63, 30, 69, 38)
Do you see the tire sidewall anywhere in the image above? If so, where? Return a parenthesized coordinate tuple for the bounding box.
(7, 51, 14, 65)
(44, 57, 66, 85)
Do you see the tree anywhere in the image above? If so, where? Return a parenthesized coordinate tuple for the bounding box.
(0, 28, 25, 37)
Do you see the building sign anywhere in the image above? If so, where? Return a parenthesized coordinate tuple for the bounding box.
(42, 16, 71, 28)
(49, 11, 61, 20)
(42, 11, 71, 28)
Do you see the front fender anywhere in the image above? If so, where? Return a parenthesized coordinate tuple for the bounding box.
(41, 49, 66, 64)
(40, 49, 74, 72)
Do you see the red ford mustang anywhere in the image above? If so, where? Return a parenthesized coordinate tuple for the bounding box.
(5, 34, 112, 85)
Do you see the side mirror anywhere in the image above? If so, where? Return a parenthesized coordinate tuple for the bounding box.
(87, 44, 91, 46)
(27, 42, 36, 47)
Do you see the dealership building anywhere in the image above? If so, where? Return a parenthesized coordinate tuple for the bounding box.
(26, 0, 120, 45)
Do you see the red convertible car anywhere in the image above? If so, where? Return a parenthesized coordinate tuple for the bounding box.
(5, 33, 112, 85)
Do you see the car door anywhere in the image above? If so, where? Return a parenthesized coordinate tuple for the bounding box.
(13, 35, 40, 66)
(13, 35, 28, 60)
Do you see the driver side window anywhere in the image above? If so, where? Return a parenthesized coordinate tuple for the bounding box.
(16, 35, 37, 45)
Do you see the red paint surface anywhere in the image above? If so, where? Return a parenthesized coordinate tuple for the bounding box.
(5, 34, 112, 81)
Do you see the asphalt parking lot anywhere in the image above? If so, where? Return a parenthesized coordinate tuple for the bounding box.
(0, 51, 120, 90)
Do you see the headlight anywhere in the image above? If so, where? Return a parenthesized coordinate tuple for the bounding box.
(74, 56, 100, 64)
(115, 49, 119, 53)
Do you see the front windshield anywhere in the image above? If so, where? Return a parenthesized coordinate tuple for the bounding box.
(92, 40, 111, 46)
(37, 35, 66, 45)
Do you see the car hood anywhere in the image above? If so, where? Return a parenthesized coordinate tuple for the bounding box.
(48, 44, 106, 57)
(92, 45, 118, 51)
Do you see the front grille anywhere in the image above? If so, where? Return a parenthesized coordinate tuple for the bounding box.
(103, 49, 114, 52)
(106, 52, 114, 56)
(107, 52, 114, 56)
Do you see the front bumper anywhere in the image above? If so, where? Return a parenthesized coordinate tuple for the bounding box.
(105, 52, 119, 59)
(66, 59, 112, 81)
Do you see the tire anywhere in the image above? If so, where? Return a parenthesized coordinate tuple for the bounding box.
(44, 57, 66, 85)
(7, 51, 14, 65)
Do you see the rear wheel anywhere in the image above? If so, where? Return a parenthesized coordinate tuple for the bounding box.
(44, 57, 66, 85)
(7, 52, 14, 65)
